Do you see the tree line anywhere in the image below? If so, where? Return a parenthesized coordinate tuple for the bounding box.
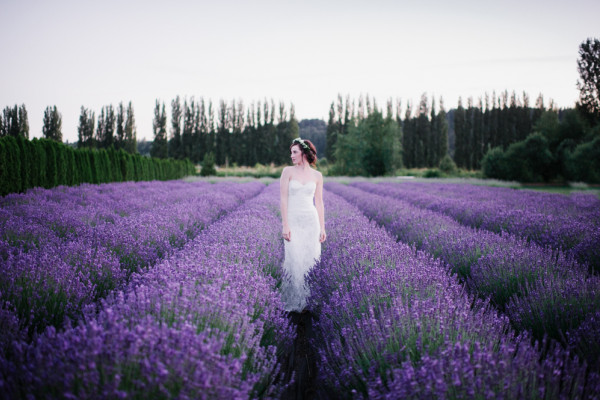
(77, 102, 138, 153)
(0, 135, 194, 196)
(482, 38, 600, 183)
(326, 93, 450, 175)
(150, 97, 299, 167)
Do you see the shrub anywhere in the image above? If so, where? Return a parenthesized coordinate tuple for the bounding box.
(565, 136, 600, 183)
(438, 154, 457, 174)
(201, 152, 217, 176)
(481, 147, 508, 179)
(424, 168, 442, 178)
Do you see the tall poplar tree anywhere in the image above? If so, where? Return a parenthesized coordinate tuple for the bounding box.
(115, 102, 126, 150)
(414, 93, 430, 168)
(42, 106, 63, 142)
(124, 101, 137, 153)
(453, 98, 466, 168)
(77, 106, 95, 148)
(1, 105, 28, 138)
(402, 101, 414, 168)
(182, 98, 195, 160)
(326, 102, 338, 162)
(436, 97, 449, 164)
(96, 105, 115, 149)
(215, 99, 230, 165)
(151, 100, 168, 158)
(169, 96, 183, 159)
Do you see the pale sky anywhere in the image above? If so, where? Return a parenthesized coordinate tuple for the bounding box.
(1, 0, 599, 143)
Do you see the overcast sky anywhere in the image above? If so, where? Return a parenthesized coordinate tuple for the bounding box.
(1, 0, 599, 143)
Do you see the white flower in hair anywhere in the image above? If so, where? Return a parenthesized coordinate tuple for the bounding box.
(293, 138, 310, 151)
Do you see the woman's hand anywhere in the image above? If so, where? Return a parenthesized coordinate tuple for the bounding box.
(319, 229, 327, 243)
(282, 225, 291, 241)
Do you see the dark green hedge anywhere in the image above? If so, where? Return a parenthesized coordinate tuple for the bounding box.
(0, 136, 196, 196)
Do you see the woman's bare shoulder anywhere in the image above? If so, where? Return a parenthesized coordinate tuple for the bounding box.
(313, 169, 323, 181)
(281, 166, 293, 179)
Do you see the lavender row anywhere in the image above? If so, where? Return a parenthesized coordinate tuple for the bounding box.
(394, 181, 600, 219)
(1, 183, 294, 399)
(0, 181, 264, 343)
(326, 182, 600, 369)
(306, 191, 597, 398)
(356, 181, 600, 269)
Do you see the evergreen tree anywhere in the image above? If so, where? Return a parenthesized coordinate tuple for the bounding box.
(453, 98, 466, 168)
(124, 101, 137, 154)
(199, 98, 210, 162)
(18, 105, 29, 139)
(325, 102, 338, 162)
(96, 105, 115, 149)
(472, 98, 484, 169)
(287, 104, 299, 152)
(169, 96, 183, 159)
(151, 100, 168, 158)
(1, 105, 29, 138)
(206, 100, 216, 156)
(429, 97, 438, 167)
(414, 93, 430, 168)
(215, 99, 230, 165)
(115, 102, 126, 150)
(402, 101, 414, 168)
(436, 97, 449, 164)
(182, 98, 195, 160)
(42, 106, 63, 142)
(77, 106, 95, 148)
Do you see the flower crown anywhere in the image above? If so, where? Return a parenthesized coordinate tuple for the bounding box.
(292, 137, 310, 151)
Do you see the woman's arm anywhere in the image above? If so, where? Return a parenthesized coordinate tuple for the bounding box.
(280, 167, 291, 241)
(315, 173, 326, 243)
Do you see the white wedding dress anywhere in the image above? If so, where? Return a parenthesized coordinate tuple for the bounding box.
(281, 179, 321, 312)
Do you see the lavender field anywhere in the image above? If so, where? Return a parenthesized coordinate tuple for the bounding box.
(1, 179, 599, 399)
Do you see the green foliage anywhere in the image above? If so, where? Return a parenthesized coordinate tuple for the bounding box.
(481, 147, 509, 180)
(334, 111, 402, 176)
(482, 133, 554, 182)
(1, 104, 29, 138)
(565, 136, 600, 183)
(0, 136, 195, 196)
(42, 106, 63, 142)
(77, 106, 95, 148)
(151, 101, 168, 159)
(423, 168, 442, 178)
(438, 154, 457, 174)
(298, 119, 326, 157)
(576, 37, 600, 125)
(200, 152, 217, 176)
(534, 110, 560, 149)
(0, 141, 9, 195)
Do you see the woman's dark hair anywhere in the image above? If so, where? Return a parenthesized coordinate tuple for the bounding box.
(290, 138, 317, 167)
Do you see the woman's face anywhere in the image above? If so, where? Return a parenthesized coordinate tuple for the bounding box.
(290, 144, 304, 165)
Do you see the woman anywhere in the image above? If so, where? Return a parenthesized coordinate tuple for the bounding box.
(280, 138, 326, 312)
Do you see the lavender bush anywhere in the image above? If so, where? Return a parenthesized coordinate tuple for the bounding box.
(0, 181, 263, 345)
(1, 183, 294, 399)
(307, 191, 598, 398)
(327, 182, 600, 369)
(352, 181, 600, 270)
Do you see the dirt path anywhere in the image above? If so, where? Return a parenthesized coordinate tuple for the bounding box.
(279, 311, 328, 400)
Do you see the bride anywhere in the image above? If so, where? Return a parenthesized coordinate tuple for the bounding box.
(280, 138, 326, 312)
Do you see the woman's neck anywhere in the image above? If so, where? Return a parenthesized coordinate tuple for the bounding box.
(295, 163, 311, 171)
